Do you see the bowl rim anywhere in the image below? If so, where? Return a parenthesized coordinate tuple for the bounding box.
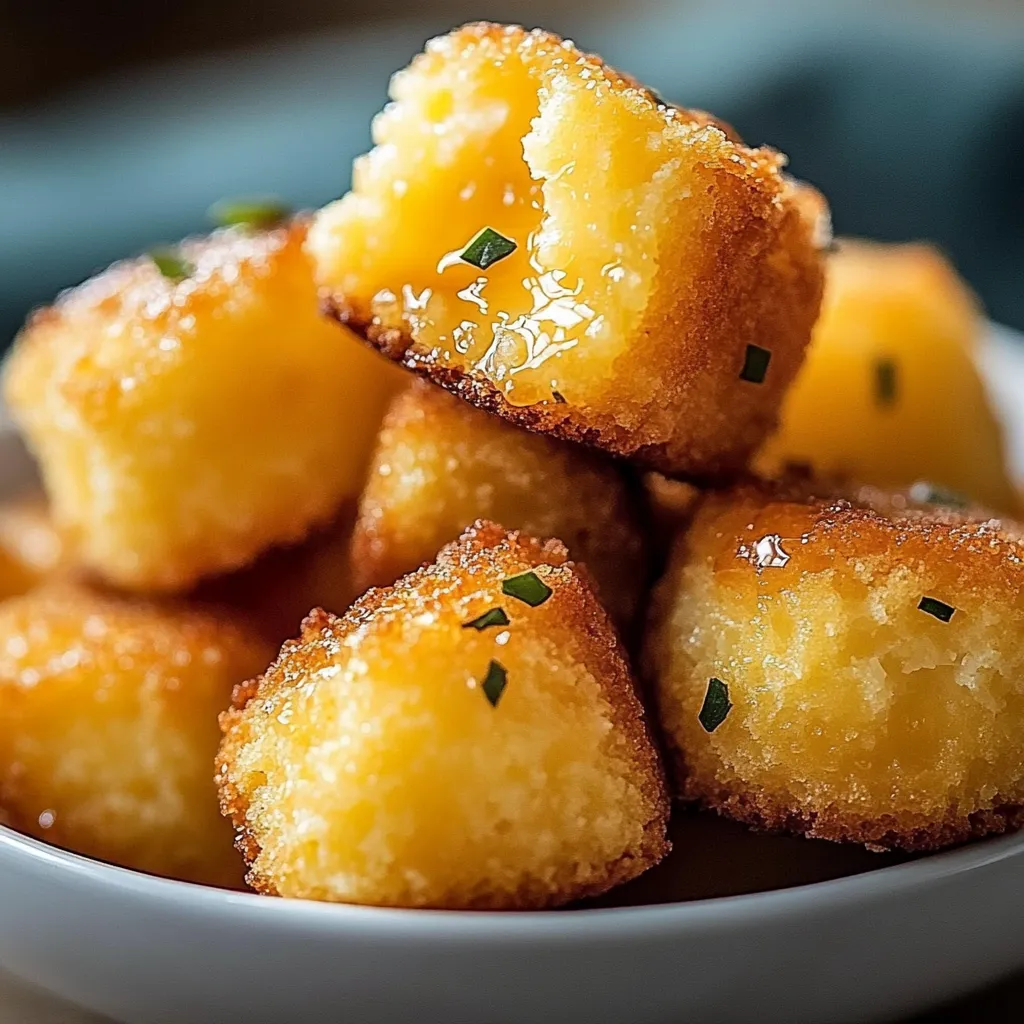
(3, 822, 1023, 936)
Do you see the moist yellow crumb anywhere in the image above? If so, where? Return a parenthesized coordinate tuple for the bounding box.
(219, 520, 669, 907)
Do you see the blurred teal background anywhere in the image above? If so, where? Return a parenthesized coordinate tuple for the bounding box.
(2, 0, 1023, 345)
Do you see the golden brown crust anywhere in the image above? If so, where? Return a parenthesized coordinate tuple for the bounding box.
(646, 479, 1024, 853)
(219, 520, 669, 907)
(702, 478, 1024, 589)
(679, 777, 1024, 853)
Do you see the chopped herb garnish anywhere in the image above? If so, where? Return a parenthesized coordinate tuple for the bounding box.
(462, 607, 510, 631)
(875, 358, 897, 407)
(208, 196, 292, 230)
(909, 481, 969, 509)
(918, 596, 956, 623)
(699, 677, 732, 733)
(481, 660, 508, 706)
(149, 247, 193, 281)
(459, 227, 517, 270)
(739, 344, 771, 384)
(502, 570, 552, 607)
(551, 390, 567, 404)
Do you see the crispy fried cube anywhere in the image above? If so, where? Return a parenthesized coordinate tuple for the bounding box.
(0, 584, 272, 885)
(3, 220, 405, 591)
(758, 240, 1018, 512)
(218, 521, 669, 908)
(308, 23, 826, 479)
(351, 381, 648, 630)
(646, 480, 1024, 851)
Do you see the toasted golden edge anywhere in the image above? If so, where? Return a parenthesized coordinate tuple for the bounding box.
(649, 478, 1024, 852)
(323, 295, 663, 465)
(323, 263, 817, 485)
(218, 520, 670, 904)
(331, 301, 807, 484)
(688, 475, 1024, 571)
(675, 772, 1024, 854)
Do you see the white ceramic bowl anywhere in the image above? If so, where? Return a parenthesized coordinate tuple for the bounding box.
(1, 325, 1023, 1024)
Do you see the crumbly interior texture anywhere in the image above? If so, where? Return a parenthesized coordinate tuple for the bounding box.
(309, 22, 826, 478)
(647, 483, 1024, 851)
(3, 220, 405, 591)
(759, 240, 1018, 513)
(219, 522, 669, 908)
(351, 381, 649, 630)
(0, 585, 270, 884)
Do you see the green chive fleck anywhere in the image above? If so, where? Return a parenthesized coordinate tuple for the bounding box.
(481, 660, 508, 706)
(149, 247, 193, 281)
(909, 481, 969, 509)
(459, 227, 516, 270)
(462, 607, 510, 631)
(918, 596, 955, 623)
(502, 571, 552, 607)
(875, 358, 897, 407)
(551, 390, 567, 404)
(208, 196, 292, 230)
(699, 677, 732, 733)
(739, 344, 771, 384)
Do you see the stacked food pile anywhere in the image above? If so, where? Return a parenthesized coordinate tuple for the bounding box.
(1, 23, 1020, 909)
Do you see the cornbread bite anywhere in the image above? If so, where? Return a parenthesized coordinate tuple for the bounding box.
(218, 521, 669, 908)
(647, 480, 1024, 852)
(351, 381, 649, 630)
(308, 22, 826, 479)
(759, 240, 1018, 512)
(0, 584, 271, 885)
(3, 219, 404, 591)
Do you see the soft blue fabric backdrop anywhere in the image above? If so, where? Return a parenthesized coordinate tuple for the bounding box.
(2, 0, 1022, 344)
